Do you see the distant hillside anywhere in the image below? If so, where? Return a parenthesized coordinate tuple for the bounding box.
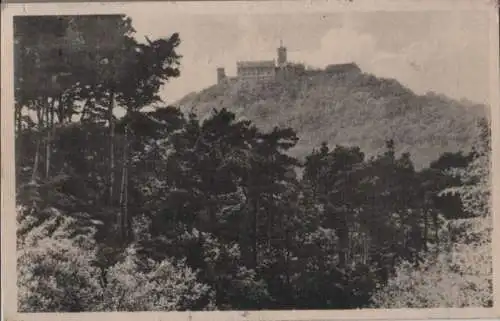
(176, 67, 488, 169)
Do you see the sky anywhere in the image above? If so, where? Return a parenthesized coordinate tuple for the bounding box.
(123, 7, 491, 105)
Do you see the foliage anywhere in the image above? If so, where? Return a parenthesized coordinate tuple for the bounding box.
(441, 119, 491, 217)
(17, 207, 103, 312)
(17, 206, 214, 312)
(370, 119, 492, 308)
(370, 217, 492, 308)
(99, 246, 214, 311)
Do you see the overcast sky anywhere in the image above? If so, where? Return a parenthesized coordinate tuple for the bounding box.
(123, 7, 491, 105)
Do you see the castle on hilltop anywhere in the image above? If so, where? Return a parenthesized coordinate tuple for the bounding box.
(216, 43, 289, 85)
(216, 43, 361, 85)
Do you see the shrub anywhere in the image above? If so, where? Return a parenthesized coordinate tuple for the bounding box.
(18, 209, 214, 312)
(370, 216, 492, 308)
(99, 246, 214, 311)
(17, 208, 103, 312)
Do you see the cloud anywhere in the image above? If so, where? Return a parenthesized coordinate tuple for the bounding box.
(292, 27, 378, 68)
(366, 27, 489, 104)
(290, 18, 489, 105)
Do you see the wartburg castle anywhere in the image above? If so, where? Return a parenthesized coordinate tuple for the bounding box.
(216, 42, 360, 85)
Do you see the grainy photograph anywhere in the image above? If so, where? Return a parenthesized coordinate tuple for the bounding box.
(3, 0, 498, 316)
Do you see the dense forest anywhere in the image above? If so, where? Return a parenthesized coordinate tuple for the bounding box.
(15, 15, 492, 312)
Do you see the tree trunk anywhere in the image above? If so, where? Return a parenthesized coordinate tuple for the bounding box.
(80, 97, 93, 123)
(32, 99, 46, 182)
(423, 209, 428, 251)
(43, 98, 50, 179)
(284, 228, 293, 304)
(31, 138, 41, 183)
(363, 235, 369, 264)
(119, 125, 129, 242)
(124, 162, 129, 239)
(337, 212, 349, 269)
(432, 210, 439, 246)
(57, 96, 64, 124)
(108, 92, 116, 206)
(45, 97, 57, 179)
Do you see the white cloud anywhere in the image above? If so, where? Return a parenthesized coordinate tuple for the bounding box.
(289, 19, 489, 104)
(292, 27, 378, 67)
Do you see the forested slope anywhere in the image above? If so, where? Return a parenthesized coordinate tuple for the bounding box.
(177, 68, 487, 168)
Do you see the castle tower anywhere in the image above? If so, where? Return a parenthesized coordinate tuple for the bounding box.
(217, 67, 226, 85)
(277, 40, 287, 67)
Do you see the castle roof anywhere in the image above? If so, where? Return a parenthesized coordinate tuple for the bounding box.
(237, 60, 276, 68)
(325, 62, 360, 72)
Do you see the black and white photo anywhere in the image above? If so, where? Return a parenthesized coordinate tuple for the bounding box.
(1, 0, 499, 319)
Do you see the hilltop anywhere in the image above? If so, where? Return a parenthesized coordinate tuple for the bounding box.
(176, 67, 488, 168)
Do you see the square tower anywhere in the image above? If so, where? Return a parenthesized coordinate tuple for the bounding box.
(277, 43, 287, 67)
(217, 67, 226, 84)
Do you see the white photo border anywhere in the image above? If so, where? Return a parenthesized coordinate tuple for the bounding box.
(2, 1, 500, 320)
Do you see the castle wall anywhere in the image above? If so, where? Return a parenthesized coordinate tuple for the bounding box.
(236, 61, 276, 82)
(216, 44, 359, 85)
(237, 67, 275, 82)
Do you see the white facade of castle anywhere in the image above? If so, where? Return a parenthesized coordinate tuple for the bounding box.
(217, 44, 288, 84)
(236, 60, 276, 82)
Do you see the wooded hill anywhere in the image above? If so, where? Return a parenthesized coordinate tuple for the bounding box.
(177, 67, 487, 169)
